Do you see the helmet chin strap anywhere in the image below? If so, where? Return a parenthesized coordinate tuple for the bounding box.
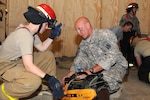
(33, 23, 43, 36)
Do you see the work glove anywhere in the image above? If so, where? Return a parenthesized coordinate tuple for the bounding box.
(49, 23, 62, 39)
(43, 74, 64, 99)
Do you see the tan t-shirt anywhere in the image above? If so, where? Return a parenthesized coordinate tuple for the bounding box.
(134, 40, 150, 57)
(0, 24, 41, 60)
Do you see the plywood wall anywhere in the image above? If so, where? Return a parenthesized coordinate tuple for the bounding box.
(0, 0, 6, 42)
(1, 0, 150, 57)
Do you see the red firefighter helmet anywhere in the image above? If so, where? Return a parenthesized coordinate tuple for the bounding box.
(24, 4, 57, 28)
(36, 4, 56, 20)
(126, 3, 138, 12)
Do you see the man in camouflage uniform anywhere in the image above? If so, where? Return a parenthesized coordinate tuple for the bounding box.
(62, 16, 128, 100)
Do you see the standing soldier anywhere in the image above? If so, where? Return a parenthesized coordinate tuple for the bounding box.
(119, 3, 140, 68)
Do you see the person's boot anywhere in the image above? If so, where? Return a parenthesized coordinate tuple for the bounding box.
(94, 88, 109, 100)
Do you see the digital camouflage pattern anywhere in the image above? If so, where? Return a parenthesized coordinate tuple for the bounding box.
(70, 29, 128, 93)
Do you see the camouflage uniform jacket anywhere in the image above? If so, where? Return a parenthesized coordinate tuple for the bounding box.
(70, 29, 128, 93)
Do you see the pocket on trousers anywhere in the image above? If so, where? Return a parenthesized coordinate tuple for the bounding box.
(1, 66, 25, 82)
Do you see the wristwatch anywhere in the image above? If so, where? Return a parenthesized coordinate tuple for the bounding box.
(89, 68, 94, 73)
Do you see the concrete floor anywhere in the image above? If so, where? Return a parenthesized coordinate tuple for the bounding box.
(2, 56, 150, 100)
(23, 66, 150, 100)
(57, 67, 150, 100)
(23, 67, 70, 100)
(119, 68, 150, 100)
(56, 67, 70, 82)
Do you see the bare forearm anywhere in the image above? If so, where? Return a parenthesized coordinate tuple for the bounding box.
(22, 55, 46, 78)
(67, 71, 75, 77)
(26, 64, 46, 78)
(93, 64, 103, 72)
(35, 38, 53, 51)
(136, 56, 142, 67)
(84, 64, 103, 75)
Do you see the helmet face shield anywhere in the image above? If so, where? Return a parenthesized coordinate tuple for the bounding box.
(47, 18, 57, 28)
(24, 4, 57, 28)
(24, 6, 48, 24)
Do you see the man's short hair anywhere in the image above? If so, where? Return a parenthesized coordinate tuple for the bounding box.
(123, 21, 133, 28)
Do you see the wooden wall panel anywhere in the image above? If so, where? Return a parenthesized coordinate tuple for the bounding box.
(7, 0, 28, 35)
(58, 0, 81, 56)
(3, 0, 150, 57)
(54, 0, 102, 56)
(137, 0, 150, 34)
(101, 0, 119, 28)
(0, 0, 6, 42)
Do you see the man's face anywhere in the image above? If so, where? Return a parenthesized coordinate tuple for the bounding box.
(75, 22, 90, 39)
(123, 25, 132, 32)
(132, 8, 138, 15)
